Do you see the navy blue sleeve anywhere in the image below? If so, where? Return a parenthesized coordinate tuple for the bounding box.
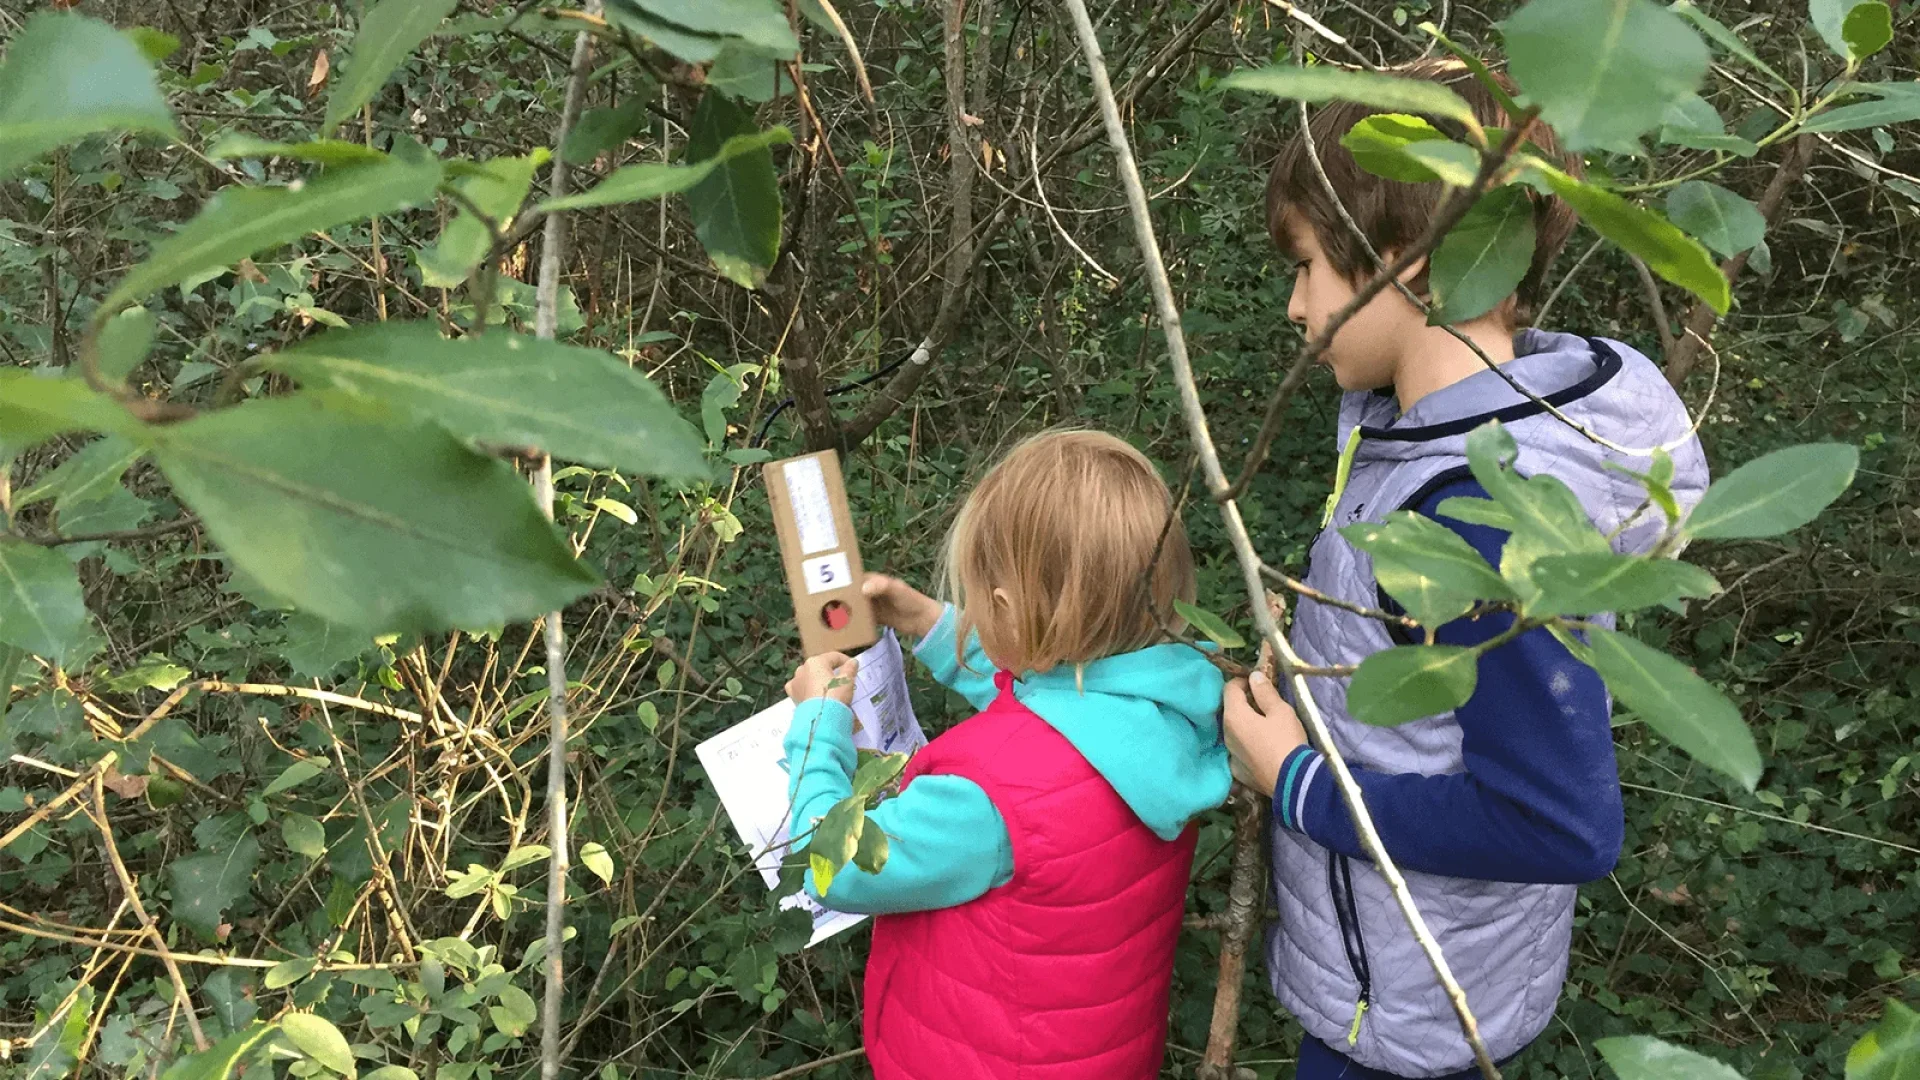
(1282, 477, 1625, 884)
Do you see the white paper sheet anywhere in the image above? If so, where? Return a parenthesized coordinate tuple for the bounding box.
(695, 630, 927, 946)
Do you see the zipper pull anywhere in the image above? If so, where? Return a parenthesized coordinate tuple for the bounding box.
(1346, 997, 1370, 1047)
(1322, 426, 1364, 529)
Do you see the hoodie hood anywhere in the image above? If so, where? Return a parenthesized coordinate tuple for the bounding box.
(1014, 642, 1231, 840)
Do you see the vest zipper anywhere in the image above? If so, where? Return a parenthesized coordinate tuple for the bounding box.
(1326, 850, 1373, 1046)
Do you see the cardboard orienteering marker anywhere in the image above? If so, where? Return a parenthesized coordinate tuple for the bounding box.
(764, 450, 878, 657)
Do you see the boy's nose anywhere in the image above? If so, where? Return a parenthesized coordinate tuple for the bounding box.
(1286, 278, 1308, 326)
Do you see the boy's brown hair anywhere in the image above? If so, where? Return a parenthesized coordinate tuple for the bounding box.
(1265, 58, 1582, 326)
(943, 429, 1195, 675)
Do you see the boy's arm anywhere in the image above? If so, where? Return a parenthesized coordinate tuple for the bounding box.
(1277, 478, 1625, 885)
(785, 698, 1014, 914)
(913, 604, 1001, 710)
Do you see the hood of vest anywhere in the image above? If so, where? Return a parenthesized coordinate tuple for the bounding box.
(1010, 642, 1229, 841)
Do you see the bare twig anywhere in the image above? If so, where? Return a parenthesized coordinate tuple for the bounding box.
(90, 774, 208, 1051)
(1059, 2, 1502, 1075)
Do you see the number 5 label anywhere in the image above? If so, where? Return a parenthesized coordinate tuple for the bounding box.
(800, 552, 852, 595)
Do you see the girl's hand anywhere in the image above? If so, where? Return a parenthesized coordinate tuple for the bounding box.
(787, 653, 860, 706)
(1222, 671, 1308, 794)
(861, 574, 944, 638)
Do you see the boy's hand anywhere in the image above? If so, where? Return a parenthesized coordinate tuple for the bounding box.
(861, 574, 944, 638)
(787, 653, 860, 706)
(1223, 671, 1308, 795)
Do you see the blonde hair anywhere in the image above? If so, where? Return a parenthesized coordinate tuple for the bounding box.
(943, 429, 1196, 675)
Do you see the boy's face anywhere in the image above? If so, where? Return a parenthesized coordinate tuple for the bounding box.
(1282, 214, 1417, 394)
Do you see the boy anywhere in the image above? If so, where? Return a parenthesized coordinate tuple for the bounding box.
(1221, 60, 1710, 1079)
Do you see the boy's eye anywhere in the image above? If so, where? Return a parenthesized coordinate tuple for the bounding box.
(1292, 259, 1311, 272)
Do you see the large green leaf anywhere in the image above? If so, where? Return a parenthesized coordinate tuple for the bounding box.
(1527, 553, 1720, 618)
(601, 2, 727, 64)
(805, 795, 865, 894)
(1595, 1036, 1747, 1079)
(1173, 599, 1246, 649)
(0, 13, 179, 180)
(1810, 0, 1886, 60)
(539, 128, 793, 213)
(560, 100, 650, 166)
(1223, 65, 1480, 127)
(0, 373, 134, 460)
(1849, 1000, 1920, 1080)
(1669, 2, 1790, 89)
(1802, 83, 1920, 133)
(1342, 512, 1513, 629)
(1583, 628, 1761, 789)
(1347, 645, 1479, 726)
(1666, 181, 1765, 258)
(102, 141, 443, 313)
(158, 1023, 280, 1080)
(1340, 114, 1454, 183)
(167, 832, 261, 938)
(96, 307, 158, 384)
(1501, 0, 1708, 152)
(209, 135, 389, 167)
(1657, 95, 1761, 157)
(0, 538, 94, 666)
(1529, 164, 1728, 313)
(685, 94, 785, 289)
(418, 152, 546, 288)
(281, 1013, 357, 1078)
(14, 435, 143, 511)
(604, 0, 797, 59)
(142, 395, 598, 634)
(268, 322, 707, 479)
(1841, 2, 1894, 62)
(1684, 443, 1859, 539)
(324, 0, 461, 132)
(1429, 186, 1537, 324)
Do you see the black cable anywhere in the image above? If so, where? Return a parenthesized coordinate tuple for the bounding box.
(751, 348, 918, 448)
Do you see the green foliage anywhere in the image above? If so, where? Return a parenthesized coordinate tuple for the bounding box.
(539, 128, 793, 212)
(1222, 65, 1481, 129)
(1596, 1035, 1748, 1079)
(157, 1022, 279, 1080)
(1526, 553, 1721, 619)
(1428, 186, 1537, 324)
(685, 94, 786, 288)
(281, 1012, 358, 1078)
(1666, 182, 1767, 259)
(1580, 627, 1762, 791)
(1684, 443, 1860, 539)
(1175, 599, 1247, 648)
(1848, 1001, 1920, 1079)
(324, 0, 463, 133)
(0, 538, 93, 665)
(1801, 83, 1920, 133)
(1342, 511, 1513, 629)
(1527, 163, 1731, 313)
(0, 13, 178, 180)
(1500, 0, 1709, 152)
(1347, 645, 1480, 726)
(1341, 114, 1455, 183)
(418, 152, 546, 287)
(605, 0, 799, 60)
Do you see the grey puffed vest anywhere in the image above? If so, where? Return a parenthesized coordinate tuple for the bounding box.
(1268, 330, 1709, 1076)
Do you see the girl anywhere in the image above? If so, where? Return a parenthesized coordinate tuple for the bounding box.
(782, 429, 1230, 1080)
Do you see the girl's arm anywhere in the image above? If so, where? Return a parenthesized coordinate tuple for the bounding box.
(912, 604, 1000, 711)
(784, 697, 1013, 914)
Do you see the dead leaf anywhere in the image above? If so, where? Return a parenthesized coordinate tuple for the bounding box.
(216, 922, 233, 941)
(961, 111, 984, 127)
(235, 258, 267, 284)
(102, 766, 150, 801)
(307, 50, 331, 99)
(1648, 883, 1692, 905)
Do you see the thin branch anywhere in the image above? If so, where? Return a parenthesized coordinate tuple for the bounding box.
(1629, 255, 1677, 360)
(90, 774, 208, 1051)
(1059, 3, 1502, 1076)
(1534, 235, 1604, 328)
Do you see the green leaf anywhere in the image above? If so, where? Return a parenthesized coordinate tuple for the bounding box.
(852, 816, 889, 874)
(1342, 512, 1512, 628)
(0, 13, 179, 180)
(1340, 114, 1454, 183)
(208, 135, 389, 167)
(707, 42, 795, 103)
(282, 813, 327, 859)
(1848, 1000, 1920, 1080)
(157, 1021, 279, 1080)
(325, 0, 461, 132)
(363, 1068, 421, 1080)
(102, 141, 443, 313)
(1434, 495, 1517, 532)
(21, 984, 90, 1080)
(1595, 1035, 1747, 1079)
(97, 307, 158, 384)
(1684, 443, 1859, 539)
(1841, 2, 1894, 62)
(1529, 163, 1728, 313)
(499, 844, 551, 873)
(1583, 628, 1761, 789)
(263, 759, 326, 797)
(850, 752, 907, 798)
(1802, 83, 1920, 133)
(278, 613, 370, 678)
(142, 395, 597, 634)
(1398, 141, 1482, 187)
(1429, 186, 1537, 324)
(0, 537, 94, 665)
(106, 655, 191, 692)
(805, 795, 865, 887)
(1221, 65, 1480, 128)
(15, 435, 143, 511)
(281, 1012, 357, 1078)
(1657, 95, 1760, 157)
(604, 0, 797, 59)
(561, 99, 650, 165)
(492, 984, 537, 1037)
(1666, 181, 1765, 258)
(601, 2, 727, 63)
(1810, 0, 1885, 60)
(1173, 599, 1246, 649)
(265, 956, 317, 989)
(167, 832, 261, 938)
(1501, 0, 1708, 152)
(579, 841, 614, 884)
(418, 151, 546, 287)
(0, 371, 135, 459)
(1670, 2, 1791, 89)
(591, 498, 638, 525)
(1347, 645, 1479, 726)
(685, 95, 785, 288)
(1527, 553, 1720, 618)
(268, 322, 707, 480)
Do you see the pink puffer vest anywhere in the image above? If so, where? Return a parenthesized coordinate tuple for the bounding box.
(864, 671, 1198, 1080)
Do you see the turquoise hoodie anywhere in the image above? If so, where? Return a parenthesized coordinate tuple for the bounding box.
(784, 604, 1230, 915)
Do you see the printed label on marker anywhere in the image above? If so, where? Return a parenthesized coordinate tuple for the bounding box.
(784, 457, 841, 555)
(801, 551, 852, 595)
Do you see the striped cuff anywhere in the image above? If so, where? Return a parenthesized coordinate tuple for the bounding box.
(1272, 745, 1325, 833)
